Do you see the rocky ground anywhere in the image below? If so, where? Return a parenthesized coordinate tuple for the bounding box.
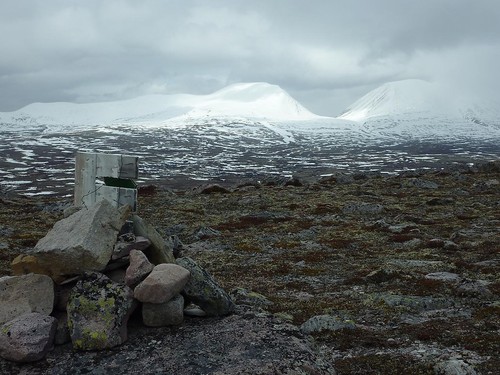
(0, 161, 499, 374)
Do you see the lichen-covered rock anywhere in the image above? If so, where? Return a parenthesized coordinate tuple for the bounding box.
(11, 200, 130, 282)
(342, 202, 384, 215)
(67, 272, 136, 351)
(434, 359, 478, 375)
(300, 315, 356, 335)
(132, 215, 174, 264)
(0, 273, 54, 325)
(176, 257, 234, 316)
(375, 293, 453, 312)
(405, 178, 439, 189)
(230, 287, 273, 307)
(125, 250, 154, 287)
(0, 312, 57, 362)
(142, 294, 184, 327)
(425, 272, 461, 283)
(134, 263, 190, 303)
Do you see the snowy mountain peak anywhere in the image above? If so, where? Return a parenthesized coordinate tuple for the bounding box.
(181, 82, 319, 121)
(211, 82, 284, 100)
(338, 79, 442, 121)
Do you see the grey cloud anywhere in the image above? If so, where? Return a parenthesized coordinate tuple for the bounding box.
(0, 0, 499, 115)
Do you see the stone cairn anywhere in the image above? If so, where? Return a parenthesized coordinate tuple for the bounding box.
(0, 199, 234, 362)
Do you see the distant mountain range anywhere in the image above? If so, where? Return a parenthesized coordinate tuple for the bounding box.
(1, 80, 499, 140)
(0, 82, 319, 126)
(1, 80, 499, 196)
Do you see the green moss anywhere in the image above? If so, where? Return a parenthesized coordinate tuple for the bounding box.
(73, 328, 108, 350)
(1, 324, 11, 335)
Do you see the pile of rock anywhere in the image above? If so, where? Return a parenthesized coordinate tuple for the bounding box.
(0, 200, 234, 362)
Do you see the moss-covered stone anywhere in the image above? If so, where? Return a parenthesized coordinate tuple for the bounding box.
(67, 272, 135, 350)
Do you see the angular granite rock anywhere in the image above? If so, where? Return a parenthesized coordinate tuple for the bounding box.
(142, 294, 184, 327)
(176, 257, 234, 316)
(0, 273, 54, 325)
(11, 200, 130, 282)
(0, 312, 57, 362)
(132, 215, 174, 264)
(125, 250, 154, 287)
(67, 272, 136, 350)
(134, 264, 190, 304)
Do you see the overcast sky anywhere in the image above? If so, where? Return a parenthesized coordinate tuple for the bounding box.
(1, 0, 499, 116)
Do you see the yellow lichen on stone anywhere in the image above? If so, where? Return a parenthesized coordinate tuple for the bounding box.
(11, 254, 40, 275)
(73, 329, 108, 350)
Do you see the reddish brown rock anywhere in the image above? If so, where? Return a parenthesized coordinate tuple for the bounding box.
(0, 312, 57, 362)
(125, 250, 154, 287)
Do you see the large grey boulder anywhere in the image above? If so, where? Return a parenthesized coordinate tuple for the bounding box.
(142, 294, 184, 327)
(0, 312, 57, 362)
(11, 200, 130, 282)
(67, 272, 136, 351)
(176, 257, 234, 316)
(134, 263, 190, 304)
(0, 273, 54, 325)
(132, 215, 175, 264)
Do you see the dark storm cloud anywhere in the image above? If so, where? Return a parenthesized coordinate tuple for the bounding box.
(0, 0, 499, 115)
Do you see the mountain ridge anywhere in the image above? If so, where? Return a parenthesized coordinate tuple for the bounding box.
(1, 80, 499, 141)
(0, 82, 319, 125)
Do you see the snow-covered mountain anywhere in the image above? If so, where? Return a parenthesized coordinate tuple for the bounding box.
(338, 79, 500, 138)
(339, 79, 444, 121)
(1, 80, 499, 196)
(0, 82, 319, 128)
(1, 79, 499, 142)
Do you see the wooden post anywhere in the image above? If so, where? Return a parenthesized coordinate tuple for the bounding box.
(74, 152, 139, 211)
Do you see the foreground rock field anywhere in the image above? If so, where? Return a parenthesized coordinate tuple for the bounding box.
(0, 162, 499, 374)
